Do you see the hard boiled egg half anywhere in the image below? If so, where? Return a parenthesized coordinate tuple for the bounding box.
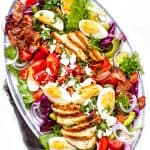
(48, 137, 76, 150)
(34, 10, 64, 31)
(79, 19, 108, 39)
(43, 83, 72, 105)
(97, 87, 115, 115)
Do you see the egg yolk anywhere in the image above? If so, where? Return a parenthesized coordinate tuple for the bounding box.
(50, 141, 65, 149)
(80, 84, 100, 99)
(101, 91, 115, 109)
(37, 14, 52, 25)
(46, 86, 61, 98)
(82, 22, 99, 34)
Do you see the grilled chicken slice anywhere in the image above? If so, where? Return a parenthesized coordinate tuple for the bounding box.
(57, 114, 87, 126)
(53, 103, 80, 111)
(75, 31, 89, 47)
(61, 126, 96, 139)
(52, 104, 81, 116)
(63, 115, 101, 132)
(89, 49, 104, 61)
(68, 32, 87, 50)
(52, 32, 87, 61)
(65, 136, 96, 150)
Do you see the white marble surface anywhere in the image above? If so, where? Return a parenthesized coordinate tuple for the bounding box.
(0, 0, 150, 149)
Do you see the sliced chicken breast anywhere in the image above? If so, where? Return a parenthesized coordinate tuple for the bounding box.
(52, 105, 81, 116)
(63, 115, 100, 132)
(61, 126, 96, 139)
(57, 114, 87, 126)
(68, 32, 87, 50)
(52, 32, 87, 61)
(65, 136, 96, 150)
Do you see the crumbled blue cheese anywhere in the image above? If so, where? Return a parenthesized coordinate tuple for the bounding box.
(50, 45, 56, 53)
(85, 65, 93, 76)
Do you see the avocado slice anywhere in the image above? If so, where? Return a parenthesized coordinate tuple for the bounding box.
(104, 38, 121, 58)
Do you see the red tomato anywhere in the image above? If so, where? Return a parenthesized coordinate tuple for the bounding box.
(99, 136, 108, 150)
(46, 53, 60, 76)
(19, 68, 29, 80)
(101, 58, 111, 69)
(33, 46, 50, 60)
(25, 0, 37, 6)
(108, 139, 124, 150)
(31, 59, 47, 73)
(72, 64, 85, 76)
(19, 50, 32, 61)
(33, 89, 44, 101)
(130, 72, 138, 83)
(33, 70, 50, 85)
(91, 63, 102, 72)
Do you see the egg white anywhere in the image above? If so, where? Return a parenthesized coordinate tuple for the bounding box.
(34, 10, 64, 31)
(79, 19, 108, 39)
(43, 83, 72, 105)
(97, 87, 115, 116)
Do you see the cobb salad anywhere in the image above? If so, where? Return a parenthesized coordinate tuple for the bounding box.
(4, 0, 146, 150)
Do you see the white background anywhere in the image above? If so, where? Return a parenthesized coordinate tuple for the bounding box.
(0, 0, 150, 149)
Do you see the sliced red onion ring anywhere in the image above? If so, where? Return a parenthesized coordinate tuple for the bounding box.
(124, 143, 132, 150)
(119, 95, 137, 113)
(113, 122, 134, 143)
(31, 102, 44, 125)
(13, 60, 30, 70)
(113, 50, 121, 67)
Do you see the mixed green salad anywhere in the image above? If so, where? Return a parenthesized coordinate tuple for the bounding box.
(4, 0, 145, 150)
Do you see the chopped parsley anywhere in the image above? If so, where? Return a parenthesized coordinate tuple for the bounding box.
(88, 37, 101, 50)
(42, 0, 61, 10)
(119, 51, 144, 76)
(51, 124, 61, 136)
(97, 120, 108, 132)
(115, 93, 130, 110)
(80, 96, 97, 113)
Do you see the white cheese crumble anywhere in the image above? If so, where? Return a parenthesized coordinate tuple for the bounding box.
(49, 45, 56, 53)
(85, 65, 93, 76)
(27, 79, 39, 92)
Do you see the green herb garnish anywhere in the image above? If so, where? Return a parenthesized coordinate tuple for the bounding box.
(42, 0, 61, 10)
(80, 96, 97, 113)
(115, 93, 130, 110)
(66, 0, 89, 31)
(88, 37, 101, 50)
(119, 51, 144, 76)
(52, 124, 61, 136)
(5, 45, 17, 60)
(17, 78, 34, 108)
(97, 120, 108, 132)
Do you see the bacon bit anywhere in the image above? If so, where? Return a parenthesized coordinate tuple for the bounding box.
(95, 70, 111, 82)
(116, 111, 128, 123)
(137, 96, 146, 109)
(112, 68, 126, 82)
(116, 80, 132, 92)
(67, 86, 75, 96)
(130, 72, 139, 84)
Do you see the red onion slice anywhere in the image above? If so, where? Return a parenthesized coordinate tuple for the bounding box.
(119, 95, 137, 113)
(31, 102, 44, 125)
(113, 122, 134, 143)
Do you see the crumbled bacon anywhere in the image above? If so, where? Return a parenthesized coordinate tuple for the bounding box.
(5, 0, 40, 53)
(137, 96, 146, 110)
(116, 111, 128, 123)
